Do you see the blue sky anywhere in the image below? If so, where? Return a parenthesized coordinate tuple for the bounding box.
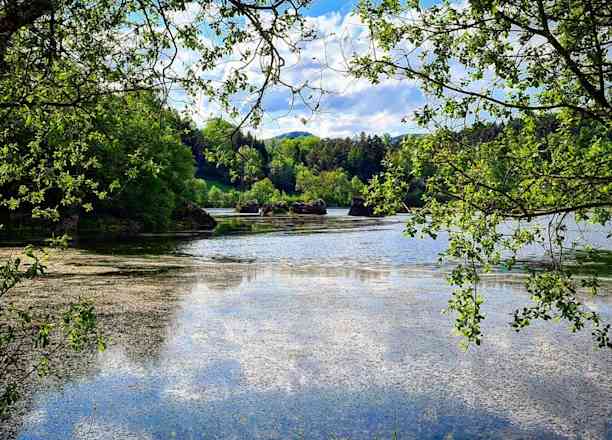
(304, 0, 438, 16)
(304, 0, 358, 16)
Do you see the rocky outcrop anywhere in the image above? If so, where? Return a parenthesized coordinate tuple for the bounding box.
(259, 201, 289, 216)
(174, 202, 217, 230)
(348, 197, 382, 217)
(236, 200, 260, 213)
(290, 199, 327, 215)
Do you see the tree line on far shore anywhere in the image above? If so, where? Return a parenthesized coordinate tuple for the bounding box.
(1, 93, 429, 233)
(184, 116, 406, 210)
(4, 90, 596, 235)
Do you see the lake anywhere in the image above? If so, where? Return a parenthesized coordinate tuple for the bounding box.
(3, 209, 612, 439)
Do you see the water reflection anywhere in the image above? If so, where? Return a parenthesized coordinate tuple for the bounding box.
(14, 264, 612, 439)
(67, 209, 612, 276)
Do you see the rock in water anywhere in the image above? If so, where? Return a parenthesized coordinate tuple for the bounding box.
(290, 199, 327, 215)
(174, 202, 217, 230)
(259, 201, 289, 216)
(348, 197, 382, 217)
(236, 200, 260, 213)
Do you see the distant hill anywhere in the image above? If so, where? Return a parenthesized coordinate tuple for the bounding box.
(272, 131, 315, 140)
(390, 133, 425, 145)
(267, 131, 425, 144)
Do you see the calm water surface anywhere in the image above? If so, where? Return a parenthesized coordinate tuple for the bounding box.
(11, 210, 612, 439)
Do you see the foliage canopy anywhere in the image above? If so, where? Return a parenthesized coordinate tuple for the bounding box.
(357, 0, 612, 347)
(0, 0, 315, 415)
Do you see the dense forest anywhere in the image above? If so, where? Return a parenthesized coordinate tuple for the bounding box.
(1, 94, 423, 233)
(2, 96, 600, 234)
(186, 118, 397, 209)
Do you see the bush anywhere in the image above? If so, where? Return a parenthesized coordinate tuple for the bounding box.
(205, 186, 240, 208)
(350, 176, 366, 197)
(242, 178, 281, 205)
(295, 167, 353, 206)
(187, 178, 208, 206)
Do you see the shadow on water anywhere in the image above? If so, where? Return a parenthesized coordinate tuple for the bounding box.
(6, 210, 611, 278)
(0, 209, 399, 257)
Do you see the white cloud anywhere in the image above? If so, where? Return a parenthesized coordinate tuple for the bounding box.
(166, 7, 426, 138)
(251, 11, 426, 137)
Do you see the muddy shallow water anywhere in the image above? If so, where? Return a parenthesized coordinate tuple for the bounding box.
(2, 210, 612, 439)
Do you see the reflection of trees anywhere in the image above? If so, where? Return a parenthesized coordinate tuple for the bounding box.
(196, 264, 259, 292)
(214, 214, 388, 237)
(279, 266, 390, 283)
